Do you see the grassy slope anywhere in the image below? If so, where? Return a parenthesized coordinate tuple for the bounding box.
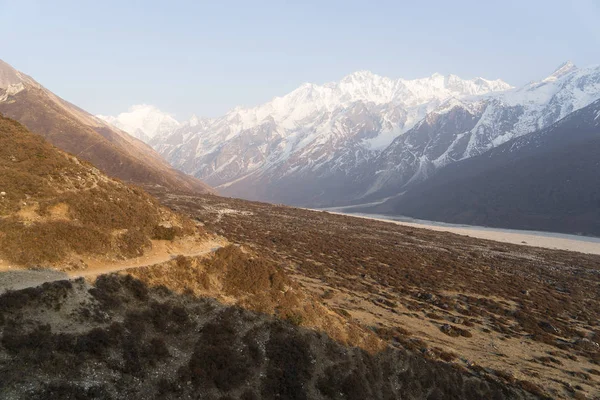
(0, 115, 194, 266)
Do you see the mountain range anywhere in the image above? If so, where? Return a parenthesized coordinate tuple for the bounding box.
(101, 70, 512, 200)
(363, 98, 600, 235)
(102, 61, 600, 235)
(0, 60, 211, 194)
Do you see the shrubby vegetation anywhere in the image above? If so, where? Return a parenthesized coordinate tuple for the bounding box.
(0, 276, 535, 399)
(0, 115, 198, 266)
(128, 245, 383, 353)
(148, 190, 600, 399)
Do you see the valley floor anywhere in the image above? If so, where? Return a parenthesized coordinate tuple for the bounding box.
(322, 211, 600, 255)
(151, 191, 600, 399)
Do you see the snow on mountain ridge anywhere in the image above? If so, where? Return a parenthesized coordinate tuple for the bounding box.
(194, 71, 513, 138)
(542, 60, 577, 82)
(362, 62, 600, 203)
(97, 104, 180, 141)
(107, 63, 600, 208)
(101, 70, 512, 147)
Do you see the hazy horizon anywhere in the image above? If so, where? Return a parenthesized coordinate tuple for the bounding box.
(2, 0, 599, 119)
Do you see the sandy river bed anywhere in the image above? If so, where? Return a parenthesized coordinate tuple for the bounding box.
(324, 211, 600, 255)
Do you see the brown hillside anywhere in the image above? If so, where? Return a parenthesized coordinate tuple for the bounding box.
(0, 115, 197, 267)
(151, 190, 600, 399)
(0, 59, 212, 194)
(0, 276, 536, 399)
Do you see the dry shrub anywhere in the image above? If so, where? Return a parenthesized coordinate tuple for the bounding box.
(334, 308, 351, 318)
(53, 184, 161, 232)
(187, 315, 252, 391)
(31, 384, 113, 400)
(436, 349, 458, 362)
(536, 355, 562, 365)
(285, 312, 304, 326)
(426, 312, 443, 320)
(0, 117, 72, 215)
(261, 323, 313, 399)
(439, 324, 472, 338)
(241, 390, 259, 400)
(175, 254, 190, 268)
(204, 246, 290, 296)
(127, 245, 383, 353)
(129, 257, 210, 295)
(74, 327, 113, 357)
(147, 337, 170, 359)
(0, 218, 111, 265)
(494, 369, 516, 384)
(116, 229, 152, 258)
(0, 115, 196, 266)
(152, 225, 180, 240)
(518, 380, 547, 397)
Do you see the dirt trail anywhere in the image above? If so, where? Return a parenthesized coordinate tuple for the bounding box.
(0, 237, 225, 293)
(74, 237, 225, 278)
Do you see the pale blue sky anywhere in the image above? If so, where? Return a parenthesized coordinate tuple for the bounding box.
(1, 0, 599, 119)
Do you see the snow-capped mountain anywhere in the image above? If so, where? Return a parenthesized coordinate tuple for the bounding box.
(363, 61, 600, 202)
(366, 98, 600, 235)
(140, 71, 511, 203)
(103, 62, 600, 207)
(97, 105, 180, 142)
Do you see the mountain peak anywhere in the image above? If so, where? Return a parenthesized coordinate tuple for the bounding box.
(188, 114, 200, 127)
(554, 60, 576, 72)
(0, 59, 23, 89)
(97, 104, 180, 140)
(544, 60, 577, 82)
(341, 70, 380, 83)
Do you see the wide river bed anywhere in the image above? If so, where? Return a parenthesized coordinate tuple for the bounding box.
(319, 210, 600, 255)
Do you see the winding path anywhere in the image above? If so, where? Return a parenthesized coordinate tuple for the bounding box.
(0, 238, 224, 293)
